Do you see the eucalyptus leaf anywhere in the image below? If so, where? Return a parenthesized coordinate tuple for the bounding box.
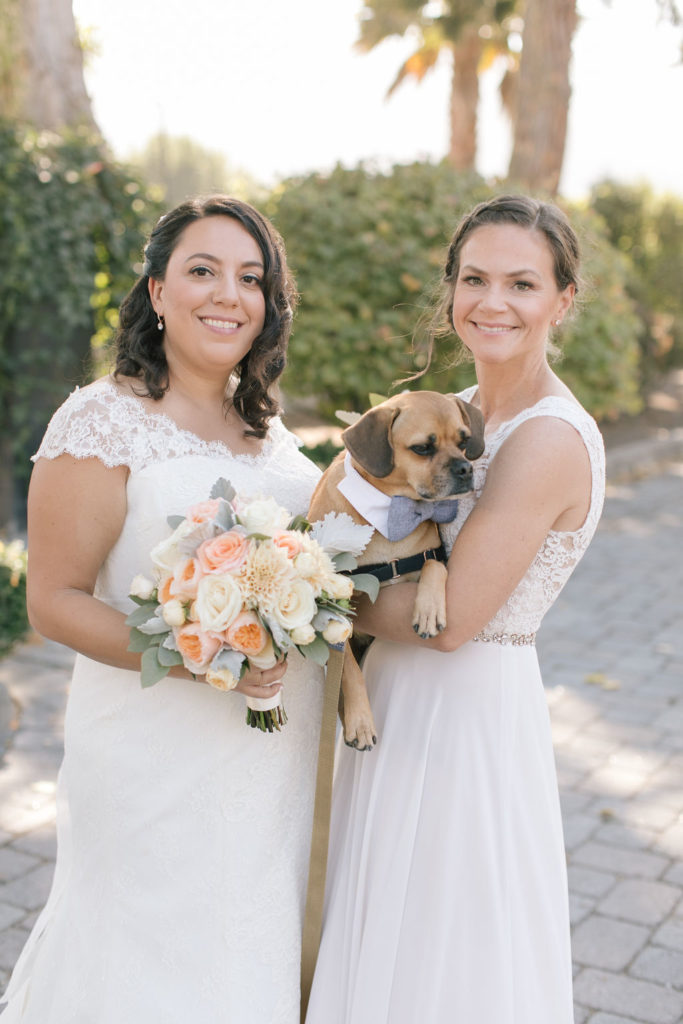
(156, 645, 184, 668)
(332, 552, 357, 572)
(215, 500, 236, 531)
(288, 514, 311, 533)
(140, 647, 171, 688)
(125, 602, 159, 627)
(210, 478, 236, 502)
(298, 634, 330, 666)
(350, 573, 381, 603)
(127, 627, 161, 654)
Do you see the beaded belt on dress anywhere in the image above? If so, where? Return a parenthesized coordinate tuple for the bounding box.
(472, 631, 536, 646)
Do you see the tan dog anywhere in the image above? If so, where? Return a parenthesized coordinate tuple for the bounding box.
(308, 391, 485, 750)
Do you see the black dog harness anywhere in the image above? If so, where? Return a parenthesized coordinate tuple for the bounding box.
(348, 544, 448, 584)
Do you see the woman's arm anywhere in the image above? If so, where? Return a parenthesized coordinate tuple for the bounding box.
(354, 416, 592, 652)
(27, 455, 286, 696)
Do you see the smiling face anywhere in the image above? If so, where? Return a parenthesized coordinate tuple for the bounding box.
(148, 215, 266, 380)
(451, 223, 574, 368)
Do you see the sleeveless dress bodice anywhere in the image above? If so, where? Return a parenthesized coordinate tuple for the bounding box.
(441, 387, 605, 638)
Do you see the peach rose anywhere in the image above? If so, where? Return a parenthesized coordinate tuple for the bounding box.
(175, 623, 222, 673)
(170, 557, 202, 599)
(226, 610, 270, 658)
(205, 667, 239, 692)
(247, 636, 278, 670)
(157, 575, 174, 604)
(187, 498, 221, 524)
(197, 531, 249, 575)
(272, 530, 304, 559)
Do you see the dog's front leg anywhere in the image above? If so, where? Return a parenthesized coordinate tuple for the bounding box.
(339, 643, 377, 751)
(412, 560, 448, 639)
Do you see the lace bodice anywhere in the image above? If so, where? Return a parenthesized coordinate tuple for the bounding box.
(33, 377, 321, 612)
(440, 388, 605, 638)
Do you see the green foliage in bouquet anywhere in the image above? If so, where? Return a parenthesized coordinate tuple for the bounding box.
(270, 161, 643, 423)
(0, 541, 29, 657)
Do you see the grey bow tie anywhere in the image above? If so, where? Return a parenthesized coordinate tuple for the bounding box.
(386, 496, 459, 542)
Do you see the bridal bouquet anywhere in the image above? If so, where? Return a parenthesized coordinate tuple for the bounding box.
(126, 478, 377, 731)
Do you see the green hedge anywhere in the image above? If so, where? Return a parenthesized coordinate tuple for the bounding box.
(588, 180, 683, 377)
(0, 121, 162, 518)
(0, 540, 28, 657)
(270, 161, 643, 422)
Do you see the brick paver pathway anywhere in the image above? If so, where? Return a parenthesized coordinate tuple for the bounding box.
(1, 463, 682, 1021)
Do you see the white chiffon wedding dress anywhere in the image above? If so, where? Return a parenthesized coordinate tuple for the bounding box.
(1, 378, 324, 1024)
(306, 392, 605, 1024)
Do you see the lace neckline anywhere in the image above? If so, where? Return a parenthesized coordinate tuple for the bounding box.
(94, 376, 276, 466)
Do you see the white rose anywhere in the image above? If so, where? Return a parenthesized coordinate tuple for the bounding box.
(206, 667, 239, 692)
(150, 520, 196, 573)
(270, 578, 317, 631)
(294, 551, 318, 577)
(237, 497, 290, 537)
(130, 574, 156, 600)
(322, 618, 352, 645)
(195, 574, 243, 633)
(291, 623, 316, 646)
(323, 572, 354, 601)
(161, 598, 187, 627)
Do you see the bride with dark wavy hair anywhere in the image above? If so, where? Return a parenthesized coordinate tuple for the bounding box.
(1, 195, 324, 1023)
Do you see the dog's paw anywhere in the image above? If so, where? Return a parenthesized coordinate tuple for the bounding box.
(342, 708, 377, 753)
(412, 599, 447, 639)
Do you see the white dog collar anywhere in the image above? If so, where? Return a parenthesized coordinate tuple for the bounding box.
(336, 452, 392, 539)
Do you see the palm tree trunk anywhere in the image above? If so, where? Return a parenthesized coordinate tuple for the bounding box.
(448, 26, 481, 171)
(507, 0, 577, 194)
(3, 0, 98, 128)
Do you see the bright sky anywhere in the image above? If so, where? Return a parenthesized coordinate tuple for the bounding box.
(73, 0, 682, 199)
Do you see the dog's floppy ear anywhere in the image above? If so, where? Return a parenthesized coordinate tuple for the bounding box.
(341, 404, 400, 479)
(452, 396, 486, 460)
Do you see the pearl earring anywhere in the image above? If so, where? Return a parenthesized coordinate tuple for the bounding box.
(157, 315, 164, 332)
(554, 319, 562, 326)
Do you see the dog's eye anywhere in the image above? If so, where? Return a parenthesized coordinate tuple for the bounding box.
(410, 443, 436, 457)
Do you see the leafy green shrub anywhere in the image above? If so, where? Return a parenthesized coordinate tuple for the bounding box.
(269, 162, 489, 417)
(589, 180, 683, 376)
(299, 438, 344, 471)
(270, 162, 642, 422)
(558, 204, 643, 420)
(0, 540, 29, 657)
(0, 121, 162, 521)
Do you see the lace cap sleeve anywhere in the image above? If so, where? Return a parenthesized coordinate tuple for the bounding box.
(32, 380, 137, 470)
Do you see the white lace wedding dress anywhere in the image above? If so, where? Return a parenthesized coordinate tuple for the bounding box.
(1, 378, 324, 1024)
(306, 392, 605, 1024)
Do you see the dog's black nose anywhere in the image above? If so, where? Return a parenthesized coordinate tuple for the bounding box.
(452, 460, 472, 479)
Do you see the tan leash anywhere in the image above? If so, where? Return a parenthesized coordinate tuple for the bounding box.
(300, 645, 345, 1024)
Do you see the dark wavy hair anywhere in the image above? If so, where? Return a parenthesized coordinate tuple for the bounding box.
(113, 195, 298, 438)
(414, 194, 582, 375)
